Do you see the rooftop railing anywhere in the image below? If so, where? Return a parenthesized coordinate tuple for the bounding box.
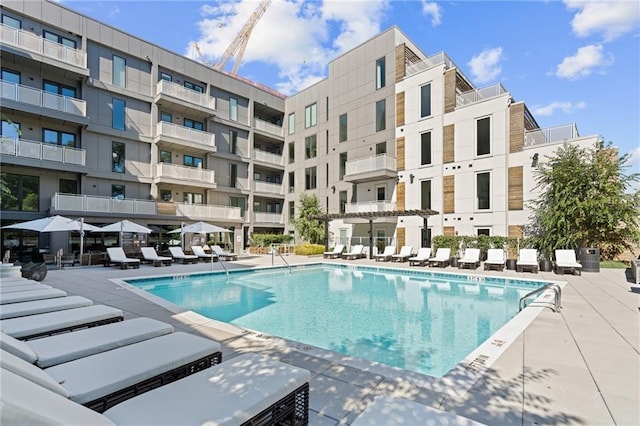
(155, 80, 216, 110)
(1, 80, 86, 116)
(254, 117, 284, 137)
(456, 83, 507, 108)
(51, 193, 157, 215)
(405, 51, 457, 78)
(1, 137, 85, 166)
(155, 121, 216, 150)
(525, 123, 579, 147)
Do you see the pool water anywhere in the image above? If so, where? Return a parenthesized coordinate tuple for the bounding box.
(128, 265, 546, 377)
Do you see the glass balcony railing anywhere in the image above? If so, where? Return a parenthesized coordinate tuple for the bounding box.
(1, 137, 85, 166)
(456, 83, 507, 108)
(525, 123, 579, 147)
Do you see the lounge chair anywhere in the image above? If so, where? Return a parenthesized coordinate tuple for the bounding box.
(0, 296, 93, 320)
(0, 305, 124, 340)
(211, 245, 238, 261)
(323, 244, 345, 259)
(0, 288, 67, 305)
(0, 283, 52, 293)
(516, 249, 539, 273)
(2, 352, 310, 425)
(392, 246, 413, 262)
(168, 247, 198, 264)
(1, 318, 173, 368)
(409, 248, 432, 266)
(191, 245, 215, 262)
(428, 248, 451, 267)
(458, 248, 481, 269)
(484, 249, 506, 271)
(374, 245, 396, 262)
(555, 249, 582, 275)
(1, 331, 222, 412)
(342, 244, 365, 260)
(105, 247, 140, 269)
(140, 247, 172, 267)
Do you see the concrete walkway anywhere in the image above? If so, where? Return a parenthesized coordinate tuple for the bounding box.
(25, 256, 639, 425)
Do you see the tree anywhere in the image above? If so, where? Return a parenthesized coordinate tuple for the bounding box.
(527, 141, 640, 260)
(291, 193, 325, 244)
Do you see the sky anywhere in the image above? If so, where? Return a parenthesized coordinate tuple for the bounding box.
(59, 0, 640, 174)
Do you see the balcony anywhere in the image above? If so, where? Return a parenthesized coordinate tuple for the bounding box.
(155, 163, 216, 187)
(1, 24, 87, 70)
(405, 51, 457, 78)
(51, 193, 156, 215)
(344, 154, 397, 183)
(253, 212, 285, 225)
(525, 123, 579, 147)
(155, 121, 216, 152)
(253, 117, 284, 137)
(1, 137, 85, 166)
(345, 201, 396, 213)
(253, 149, 284, 167)
(1, 80, 87, 119)
(456, 83, 507, 108)
(175, 203, 242, 222)
(154, 80, 216, 114)
(253, 181, 284, 196)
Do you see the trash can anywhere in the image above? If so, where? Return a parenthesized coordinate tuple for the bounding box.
(579, 248, 600, 273)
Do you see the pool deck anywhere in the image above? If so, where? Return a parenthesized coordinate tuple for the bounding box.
(26, 255, 639, 425)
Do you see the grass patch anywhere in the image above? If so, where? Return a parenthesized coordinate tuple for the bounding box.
(601, 260, 628, 269)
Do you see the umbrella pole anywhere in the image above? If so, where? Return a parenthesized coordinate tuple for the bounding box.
(79, 218, 85, 260)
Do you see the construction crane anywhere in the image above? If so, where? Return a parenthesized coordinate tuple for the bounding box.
(213, 0, 272, 75)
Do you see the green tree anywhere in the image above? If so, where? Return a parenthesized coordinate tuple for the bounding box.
(527, 142, 640, 260)
(291, 193, 325, 244)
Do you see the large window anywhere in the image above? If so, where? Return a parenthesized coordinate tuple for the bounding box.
(229, 130, 237, 154)
(43, 80, 76, 97)
(112, 98, 125, 130)
(183, 155, 203, 168)
(183, 118, 203, 131)
(305, 103, 317, 128)
(376, 99, 386, 131)
(1, 173, 39, 211)
(288, 142, 295, 164)
(305, 166, 317, 190)
(1, 119, 21, 139)
(184, 193, 203, 204)
(476, 117, 491, 156)
(305, 134, 317, 159)
(339, 113, 348, 142)
(184, 81, 203, 93)
(420, 83, 431, 118)
(1, 14, 21, 29)
(420, 131, 432, 166)
(43, 129, 76, 147)
(44, 30, 76, 48)
(112, 55, 126, 87)
(111, 184, 125, 200)
(476, 172, 491, 210)
(288, 113, 295, 134)
(159, 150, 172, 163)
(376, 57, 386, 89)
(421, 180, 432, 210)
(229, 97, 238, 121)
(111, 141, 125, 173)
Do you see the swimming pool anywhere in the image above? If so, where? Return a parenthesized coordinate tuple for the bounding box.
(127, 264, 549, 377)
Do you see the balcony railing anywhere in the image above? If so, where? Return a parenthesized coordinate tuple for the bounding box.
(175, 203, 242, 221)
(155, 80, 216, 110)
(156, 163, 216, 184)
(52, 193, 157, 215)
(405, 51, 457, 78)
(525, 123, 579, 147)
(1, 137, 85, 166)
(1, 24, 87, 68)
(456, 83, 507, 108)
(1, 80, 86, 117)
(345, 201, 396, 213)
(155, 121, 216, 150)
(253, 117, 284, 137)
(253, 181, 284, 195)
(253, 149, 284, 166)
(345, 154, 396, 176)
(253, 212, 284, 224)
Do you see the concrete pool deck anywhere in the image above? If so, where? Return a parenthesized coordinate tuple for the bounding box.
(25, 255, 639, 425)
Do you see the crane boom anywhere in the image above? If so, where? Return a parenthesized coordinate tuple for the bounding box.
(214, 0, 272, 74)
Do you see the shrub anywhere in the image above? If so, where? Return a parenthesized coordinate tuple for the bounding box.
(294, 243, 325, 256)
(251, 233, 293, 247)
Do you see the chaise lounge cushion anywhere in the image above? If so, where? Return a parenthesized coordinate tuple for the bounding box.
(0, 350, 70, 398)
(0, 284, 52, 293)
(0, 296, 93, 320)
(0, 332, 38, 364)
(0, 288, 67, 305)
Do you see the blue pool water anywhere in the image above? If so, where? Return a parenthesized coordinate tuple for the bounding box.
(127, 265, 548, 377)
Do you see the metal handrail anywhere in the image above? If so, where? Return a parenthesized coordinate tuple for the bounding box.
(270, 244, 290, 272)
(210, 254, 229, 279)
(519, 283, 562, 313)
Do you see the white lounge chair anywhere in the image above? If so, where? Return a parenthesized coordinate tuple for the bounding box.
(392, 246, 413, 262)
(168, 247, 198, 264)
(323, 244, 345, 259)
(484, 249, 506, 271)
(1, 318, 173, 368)
(428, 248, 451, 267)
(0, 283, 51, 293)
(374, 246, 396, 262)
(140, 247, 172, 267)
(516, 249, 539, 273)
(105, 248, 140, 270)
(1, 352, 310, 425)
(190, 245, 215, 262)
(555, 249, 582, 275)
(0, 296, 93, 320)
(409, 248, 432, 266)
(211, 245, 238, 261)
(458, 248, 481, 269)
(342, 244, 365, 260)
(0, 288, 67, 305)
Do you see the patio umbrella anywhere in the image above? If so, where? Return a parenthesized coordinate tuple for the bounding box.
(98, 220, 153, 247)
(167, 221, 230, 235)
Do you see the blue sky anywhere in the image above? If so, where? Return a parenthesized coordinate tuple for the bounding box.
(60, 0, 639, 173)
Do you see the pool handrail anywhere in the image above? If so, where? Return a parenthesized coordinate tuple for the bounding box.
(519, 283, 561, 313)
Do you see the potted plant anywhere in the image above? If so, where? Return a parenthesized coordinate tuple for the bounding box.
(538, 247, 553, 272)
(505, 237, 519, 270)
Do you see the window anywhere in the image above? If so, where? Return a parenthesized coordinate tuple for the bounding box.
(111, 184, 125, 200)
(421, 180, 432, 210)
(112, 142, 125, 173)
(183, 118, 203, 131)
(0, 173, 38, 211)
(229, 97, 238, 121)
(375, 99, 386, 131)
(183, 155, 203, 168)
(44, 30, 76, 48)
(477, 228, 490, 236)
(339, 191, 347, 214)
(420, 83, 431, 118)
(160, 112, 172, 123)
(112, 55, 126, 87)
(2, 15, 21, 29)
(43, 80, 76, 97)
(376, 57, 386, 89)
(184, 81, 203, 93)
(376, 142, 386, 155)
(1, 119, 21, 139)
(288, 142, 295, 163)
(288, 113, 295, 135)
(112, 98, 125, 130)
(43, 129, 76, 147)
(2, 68, 20, 86)
(229, 130, 237, 154)
(288, 172, 295, 193)
(305, 134, 317, 159)
(229, 164, 237, 187)
(377, 186, 386, 201)
(339, 152, 347, 180)
(304, 103, 317, 128)
(159, 150, 172, 163)
(420, 131, 432, 165)
(476, 117, 491, 156)
(289, 201, 295, 220)
(160, 189, 172, 202)
(305, 166, 317, 190)
(476, 172, 491, 210)
(160, 72, 172, 82)
(184, 193, 203, 204)
(59, 179, 77, 194)
(229, 197, 245, 216)
(339, 113, 347, 142)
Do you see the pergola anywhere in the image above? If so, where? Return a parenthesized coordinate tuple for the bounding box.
(311, 209, 440, 259)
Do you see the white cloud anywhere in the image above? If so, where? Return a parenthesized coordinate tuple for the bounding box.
(107, 6, 120, 18)
(532, 101, 587, 116)
(565, 0, 640, 42)
(421, 1, 442, 26)
(555, 44, 614, 79)
(629, 146, 640, 166)
(467, 47, 503, 84)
